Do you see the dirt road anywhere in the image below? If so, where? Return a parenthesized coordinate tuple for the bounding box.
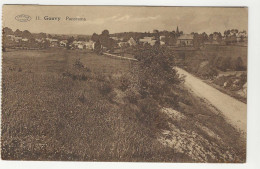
(176, 67, 247, 133)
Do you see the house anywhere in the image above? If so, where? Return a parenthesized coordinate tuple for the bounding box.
(46, 38, 59, 47)
(160, 41, 166, 45)
(22, 38, 29, 42)
(72, 41, 85, 49)
(128, 37, 137, 46)
(7, 35, 15, 40)
(160, 36, 166, 45)
(50, 39, 59, 47)
(111, 37, 119, 41)
(118, 42, 130, 48)
(139, 37, 157, 46)
(77, 44, 84, 49)
(7, 35, 22, 42)
(70, 40, 94, 50)
(35, 38, 44, 43)
(84, 40, 94, 49)
(14, 37, 22, 42)
(60, 40, 68, 47)
(176, 34, 194, 46)
(46, 38, 58, 43)
(50, 41, 59, 47)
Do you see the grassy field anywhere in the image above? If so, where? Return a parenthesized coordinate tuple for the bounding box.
(1, 48, 191, 161)
(201, 45, 248, 67)
(1, 48, 246, 162)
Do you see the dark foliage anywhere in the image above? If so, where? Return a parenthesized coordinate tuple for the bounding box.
(134, 45, 181, 102)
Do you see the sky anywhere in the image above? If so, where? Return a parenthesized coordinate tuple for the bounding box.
(3, 5, 248, 35)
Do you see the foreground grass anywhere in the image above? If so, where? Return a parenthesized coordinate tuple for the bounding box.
(2, 48, 246, 162)
(1, 49, 191, 161)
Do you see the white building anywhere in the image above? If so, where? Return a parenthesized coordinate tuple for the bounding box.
(60, 40, 68, 47)
(176, 34, 194, 46)
(22, 38, 29, 42)
(139, 37, 157, 46)
(128, 37, 137, 46)
(84, 41, 94, 49)
(118, 42, 130, 48)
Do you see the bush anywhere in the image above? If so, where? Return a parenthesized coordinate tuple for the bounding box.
(73, 58, 85, 69)
(98, 80, 113, 96)
(124, 88, 141, 104)
(134, 45, 181, 101)
(233, 57, 245, 71)
(122, 45, 182, 132)
(119, 76, 131, 91)
(137, 98, 169, 131)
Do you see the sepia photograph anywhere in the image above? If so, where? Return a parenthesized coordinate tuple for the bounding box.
(1, 5, 248, 163)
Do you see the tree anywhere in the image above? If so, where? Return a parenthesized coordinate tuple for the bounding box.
(224, 30, 231, 37)
(42, 40, 50, 49)
(201, 32, 208, 41)
(216, 56, 231, 71)
(3, 27, 13, 36)
(134, 44, 181, 100)
(154, 39, 160, 47)
(14, 29, 23, 37)
(22, 30, 33, 39)
(37, 32, 47, 39)
(101, 30, 109, 37)
(153, 29, 160, 40)
(91, 33, 99, 42)
(99, 29, 115, 50)
(234, 57, 244, 71)
(93, 39, 102, 54)
(153, 29, 159, 34)
(66, 36, 75, 49)
(193, 33, 202, 49)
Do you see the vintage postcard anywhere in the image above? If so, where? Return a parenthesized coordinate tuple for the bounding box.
(1, 5, 247, 162)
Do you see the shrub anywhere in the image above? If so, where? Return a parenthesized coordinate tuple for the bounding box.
(78, 93, 87, 103)
(119, 76, 131, 91)
(73, 58, 85, 69)
(233, 57, 245, 71)
(98, 81, 113, 96)
(134, 45, 181, 101)
(124, 88, 141, 104)
(137, 98, 169, 131)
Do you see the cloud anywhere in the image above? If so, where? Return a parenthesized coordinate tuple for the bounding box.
(84, 15, 121, 25)
(85, 18, 105, 25)
(82, 14, 161, 25)
(133, 15, 161, 22)
(115, 15, 130, 21)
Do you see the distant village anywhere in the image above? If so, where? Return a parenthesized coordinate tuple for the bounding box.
(2, 26, 247, 52)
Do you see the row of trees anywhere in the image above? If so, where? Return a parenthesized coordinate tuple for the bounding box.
(91, 30, 116, 52)
(110, 28, 184, 46)
(3, 27, 91, 42)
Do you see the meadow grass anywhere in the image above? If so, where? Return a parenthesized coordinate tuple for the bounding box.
(1, 48, 246, 162)
(1, 49, 191, 161)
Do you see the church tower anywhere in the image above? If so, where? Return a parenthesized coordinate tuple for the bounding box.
(176, 26, 179, 34)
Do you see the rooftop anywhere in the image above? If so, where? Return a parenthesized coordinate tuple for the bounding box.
(178, 34, 194, 40)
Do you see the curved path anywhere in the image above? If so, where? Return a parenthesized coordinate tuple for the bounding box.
(176, 67, 247, 133)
